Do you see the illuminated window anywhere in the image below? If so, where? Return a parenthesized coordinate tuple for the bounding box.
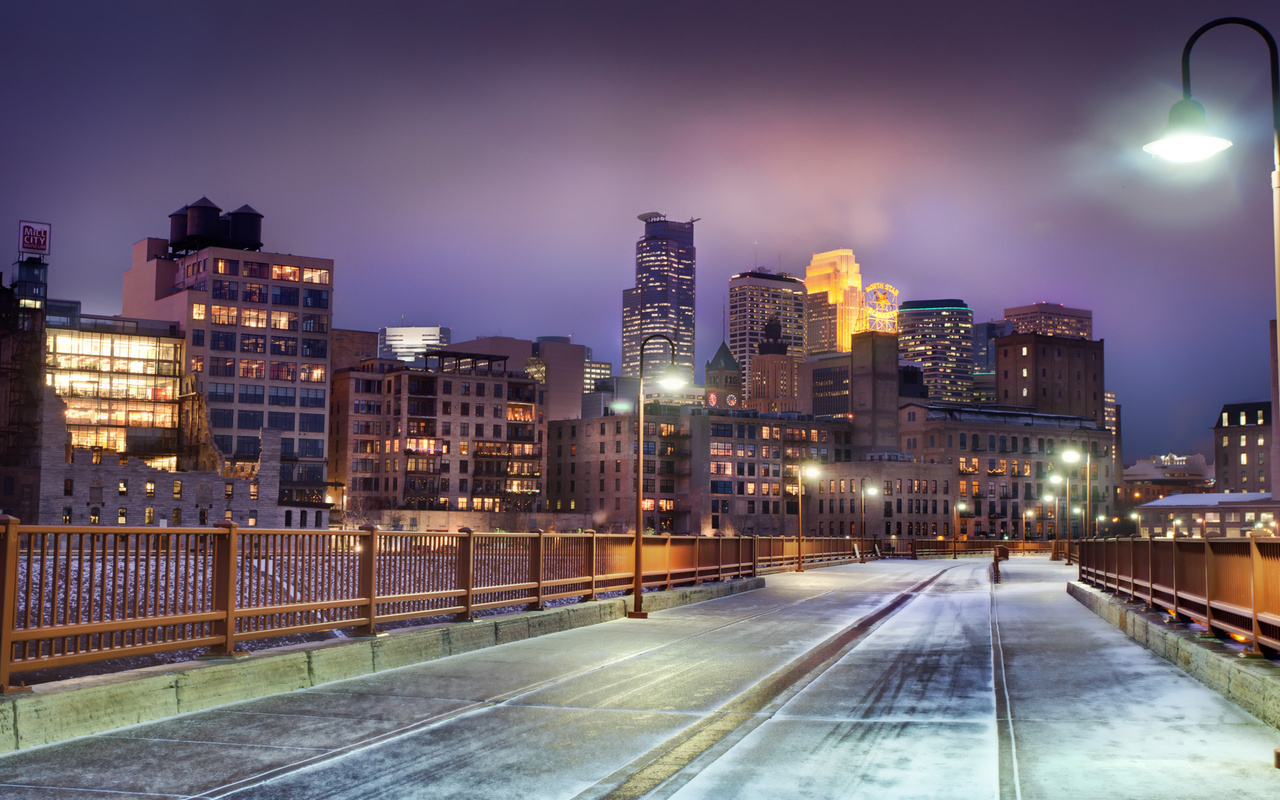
(192, 304, 206, 321)
(302, 268, 330, 284)
(145, 481, 155, 498)
(239, 359, 265, 379)
(118, 480, 127, 496)
(1241, 411, 1247, 425)
(117, 508, 127, 525)
(62, 507, 71, 524)
(248, 510, 257, 526)
(144, 507, 155, 524)
(300, 363, 326, 383)
(272, 264, 300, 281)
(270, 311, 298, 330)
(250, 483, 258, 500)
(173, 480, 182, 499)
(89, 507, 100, 524)
(1241, 435, 1247, 447)
(1241, 453, 1248, 465)
(210, 305, 237, 325)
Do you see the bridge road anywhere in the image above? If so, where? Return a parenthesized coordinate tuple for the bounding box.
(0, 558, 1278, 799)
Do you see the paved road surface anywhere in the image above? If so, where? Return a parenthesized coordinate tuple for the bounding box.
(1, 556, 1277, 799)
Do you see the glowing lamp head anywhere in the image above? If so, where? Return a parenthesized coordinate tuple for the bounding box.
(658, 367, 687, 391)
(1143, 98, 1233, 162)
(1062, 450, 1081, 464)
(1050, 474, 1064, 486)
(866, 486, 879, 497)
(802, 464, 820, 478)
(956, 502, 967, 513)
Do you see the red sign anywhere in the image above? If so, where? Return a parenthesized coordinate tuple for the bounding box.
(19, 221, 50, 256)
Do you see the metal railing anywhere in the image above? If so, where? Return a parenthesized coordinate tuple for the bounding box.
(1078, 536, 1280, 655)
(0, 516, 869, 688)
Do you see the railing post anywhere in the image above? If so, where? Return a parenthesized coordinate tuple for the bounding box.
(693, 533, 702, 586)
(529, 531, 545, 611)
(211, 521, 240, 656)
(583, 531, 597, 602)
(1171, 538, 1182, 622)
(664, 534, 673, 590)
(456, 530, 474, 621)
(1203, 538, 1216, 636)
(1248, 533, 1265, 656)
(0, 515, 21, 692)
(751, 536, 760, 576)
(356, 525, 378, 636)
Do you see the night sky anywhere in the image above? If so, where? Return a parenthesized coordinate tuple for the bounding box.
(3, 1, 1279, 465)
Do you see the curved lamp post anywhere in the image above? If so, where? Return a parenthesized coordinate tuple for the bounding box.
(1146, 19, 1280, 484)
(859, 477, 879, 540)
(628, 333, 685, 620)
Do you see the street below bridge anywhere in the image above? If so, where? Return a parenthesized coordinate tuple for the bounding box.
(1, 556, 1278, 799)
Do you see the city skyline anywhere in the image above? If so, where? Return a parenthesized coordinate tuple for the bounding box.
(2, 1, 1279, 462)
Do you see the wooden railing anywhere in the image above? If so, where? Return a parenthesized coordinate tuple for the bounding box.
(0, 516, 871, 688)
(1078, 536, 1280, 655)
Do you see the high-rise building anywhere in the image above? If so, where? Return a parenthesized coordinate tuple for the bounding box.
(804, 249, 863, 356)
(728, 270, 805, 395)
(745, 318, 800, 414)
(1004, 302, 1092, 339)
(972, 320, 1013, 404)
(622, 213, 696, 384)
(897, 299, 974, 404)
(123, 198, 335, 520)
(378, 326, 451, 361)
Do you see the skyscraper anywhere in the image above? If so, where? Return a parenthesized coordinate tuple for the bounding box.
(897, 299, 974, 404)
(804, 249, 863, 356)
(727, 269, 805, 396)
(1004, 302, 1092, 339)
(622, 213, 696, 383)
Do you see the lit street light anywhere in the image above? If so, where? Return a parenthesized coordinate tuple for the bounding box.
(1146, 18, 1280, 479)
(795, 464, 819, 572)
(859, 478, 879, 561)
(627, 333, 685, 620)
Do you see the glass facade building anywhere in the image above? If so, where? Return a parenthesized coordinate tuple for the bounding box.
(622, 213, 696, 384)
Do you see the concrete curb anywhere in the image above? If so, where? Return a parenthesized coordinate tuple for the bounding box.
(1067, 581, 1280, 731)
(0, 577, 764, 753)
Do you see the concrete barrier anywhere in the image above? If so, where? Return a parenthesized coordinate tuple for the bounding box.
(0, 577, 764, 753)
(1067, 581, 1280, 731)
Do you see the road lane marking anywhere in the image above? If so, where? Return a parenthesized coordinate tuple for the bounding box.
(990, 577, 1023, 800)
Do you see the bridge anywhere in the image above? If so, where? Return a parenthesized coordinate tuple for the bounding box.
(0, 554, 1277, 798)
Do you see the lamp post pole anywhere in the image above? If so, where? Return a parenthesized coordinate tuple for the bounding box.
(796, 467, 806, 573)
(629, 333, 680, 620)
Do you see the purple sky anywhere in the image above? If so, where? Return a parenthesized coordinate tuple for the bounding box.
(2, 1, 1279, 464)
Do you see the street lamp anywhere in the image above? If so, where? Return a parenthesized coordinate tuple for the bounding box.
(1061, 450, 1081, 539)
(1024, 509, 1035, 542)
(1147, 18, 1280, 469)
(628, 333, 685, 620)
(795, 464, 819, 572)
(953, 501, 968, 541)
(859, 477, 879, 541)
(1096, 514, 1107, 538)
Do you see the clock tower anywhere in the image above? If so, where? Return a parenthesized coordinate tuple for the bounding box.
(704, 342, 741, 410)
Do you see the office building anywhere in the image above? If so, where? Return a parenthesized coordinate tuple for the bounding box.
(378, 325, 451, 361)
(1214, 401, 1270, 493)
(897, 299, 975, 404)
(972, 320, 1012, 404)
(621, 213, 696, 384)
(330, 351, 542, 519)
(745, 318, 800, 414)
(898, 403, 1116, 539)
(804, 249, 863, 356)
(728, 270, 805, 394)
(123, 198, 335, 523)
(1004, 302, 1092, 339)
(994, 333, 1106, 424)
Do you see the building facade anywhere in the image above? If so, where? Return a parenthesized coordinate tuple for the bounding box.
(745, 318, 800, 414)
(122, 198, 335, 523)
(728, 270, 805, 395)
(622, 213, 696, 384)
(329, 351, 543, 522)
(993, 332, 1106, 424)
(1004, 302, 1092, 339)
(704, 343, 742, 410)
(378, 325, 452, 361)
(971, 319, 1012, 404)
(897, 299, 974, 404)
(898, 403, 1116, 539)
(1213, 401, 1271, 493)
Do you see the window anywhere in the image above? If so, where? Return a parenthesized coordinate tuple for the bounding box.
(301, 313, 328, 333)
(239, 334, 265, 354)
(242, 283, 268, 303)
(191, 329, 205, 347)
(209, 382, 234, 403)
(214, 258, 239, 276)
(118, 480, 127, 496)
(242, 307, 267, 328)
(236, 436, 261, 457)
(173, 480, 183, 498)
(268, 411, 295, 430)
(271, 311, 298, 330)
(299, 413, 325, 432)
(271, 336, 298, 356)
(301, 339, 327, 358)
(63, 478, 73, 496)
(302, 267, 330, 284)
(300, 388, 325, 407)
(211, 305, 237, 325)
(239, 384, 265, 404)
(269, 386, 296, 406)
(191, 303, 206, 321)
(238, 410, 264, 429)
(302, 288, 329, 308)
(145, 481, 155, 498)
(212, 279, 237, 300)
(298, 438, 324, 458)
(225, 483, 234, 499)
(210, 408, 234, 428)
(118, 508, 127, 525)
(239, 359, 265, 379)
(271, 286, 299, 306)
(242, 261, 270, 278)
(300, 363, 326, 382)
(270, 361, 297, 381)
(209, 357, 235, 377)
(272, 264, 301, 281)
